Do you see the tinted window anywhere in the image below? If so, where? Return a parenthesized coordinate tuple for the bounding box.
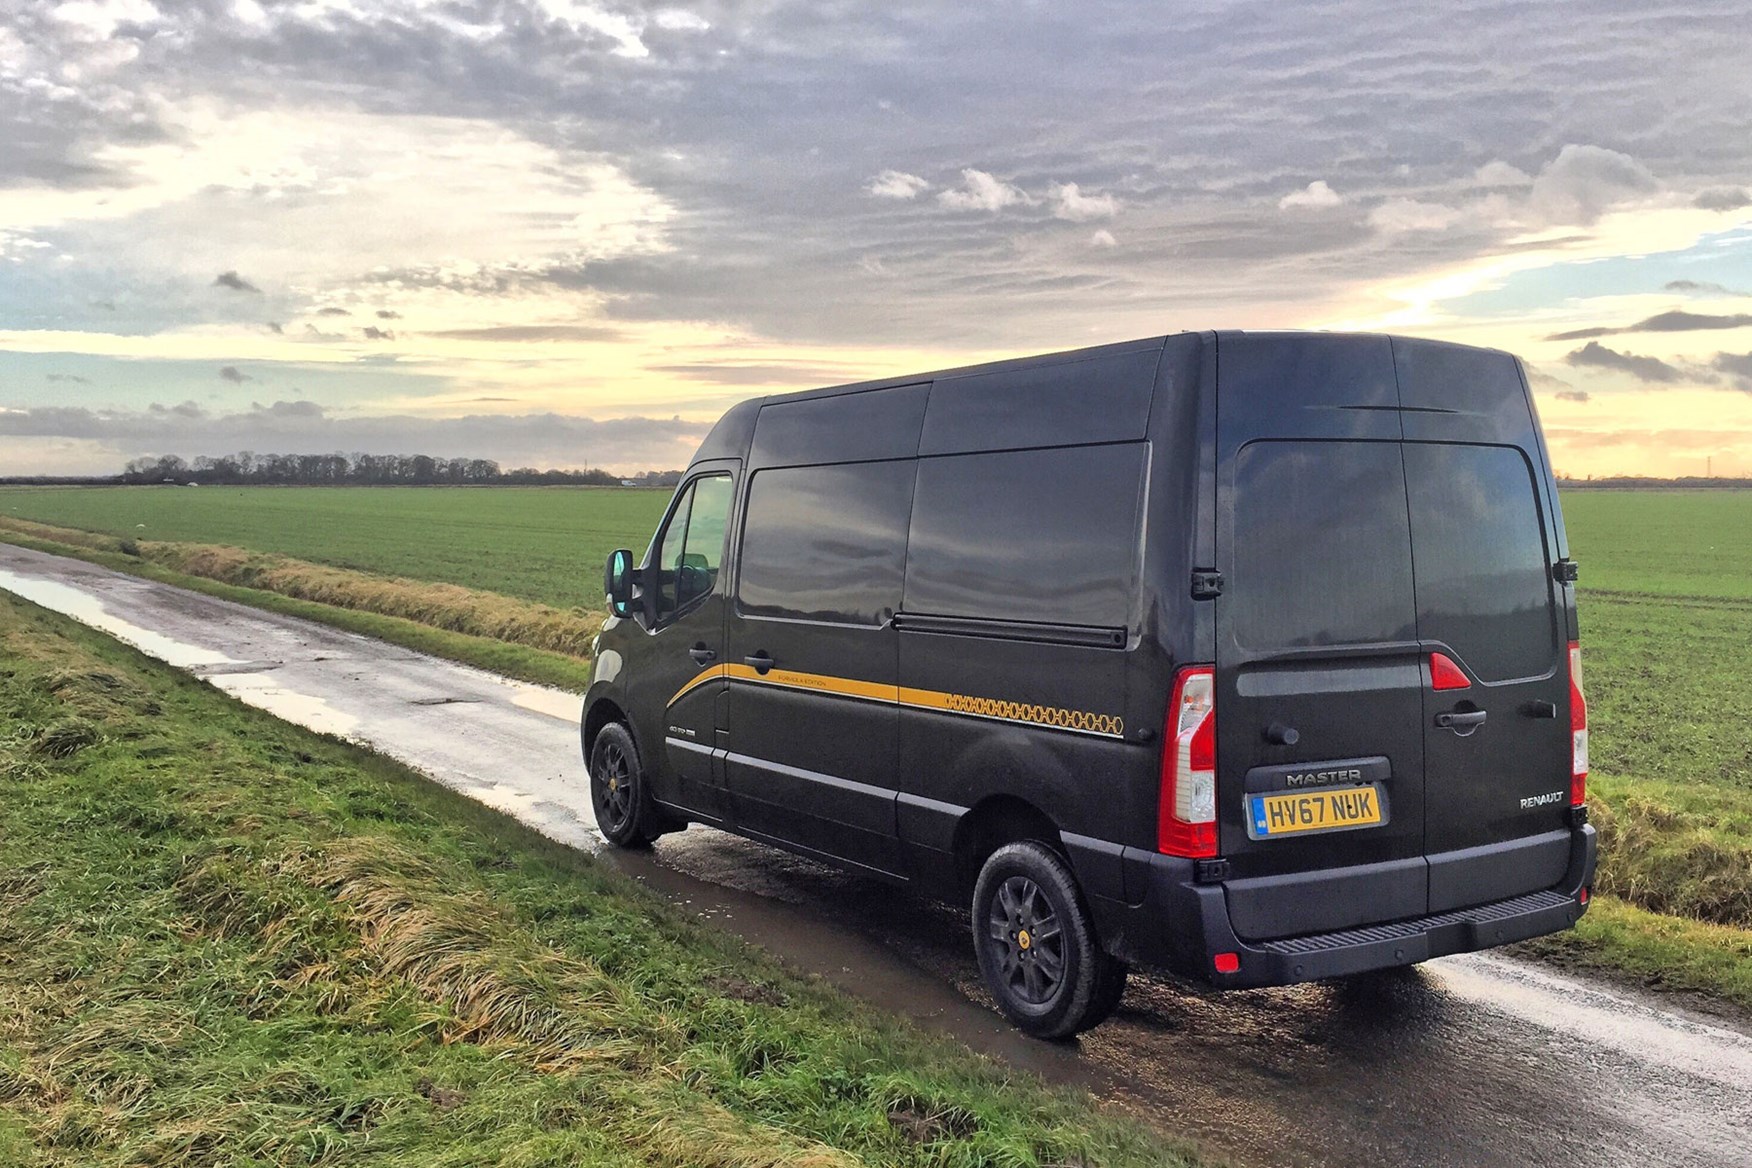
(737, 461, 915, 624)
(1232, 441, 1416, 650)
(652, 473, 731, 621)
(1405, 444, 1555, 680)
(905, 444, 1144, 628)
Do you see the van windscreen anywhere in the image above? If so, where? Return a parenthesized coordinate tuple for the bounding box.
(1231, 440, 1417, 651)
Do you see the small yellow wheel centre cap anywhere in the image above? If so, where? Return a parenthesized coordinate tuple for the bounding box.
(1018, 929, 1031, 950)
(608, 777, 619, 792)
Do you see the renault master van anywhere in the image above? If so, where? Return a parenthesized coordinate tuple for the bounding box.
(582, 331, 1596, 1037)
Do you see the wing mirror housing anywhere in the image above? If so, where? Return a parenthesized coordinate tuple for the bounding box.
(604, 549, 637, 618)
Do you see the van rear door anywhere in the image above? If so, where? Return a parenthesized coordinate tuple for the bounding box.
(1213, 334, 1575, 940)
(1392, 339, 1572, 912)
(1213, 334, 1430, 940)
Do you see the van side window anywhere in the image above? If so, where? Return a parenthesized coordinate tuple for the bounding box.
(1232, 441, 1417, 650)
(905, 444, 1145, 629)
(737, 461, 914, 624)
(1404, 444, 1556, 681)
(652, 472, 732, 621)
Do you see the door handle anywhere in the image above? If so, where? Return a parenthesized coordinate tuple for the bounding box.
(743, 651, 774, 675)
(1434, 709, 1488, 733)
(689, 644, 716, 665)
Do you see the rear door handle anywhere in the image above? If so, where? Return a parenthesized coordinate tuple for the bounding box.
(689, 644, 716, 665)
(1434, 709, 1488, 732)
(743, 651, 774, 675)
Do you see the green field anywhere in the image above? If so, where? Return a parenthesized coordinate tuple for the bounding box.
(0, 486, 671, 610)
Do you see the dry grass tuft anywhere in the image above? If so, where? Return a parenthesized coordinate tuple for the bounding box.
(0, 515, 603, 657)
(29, 719, 101, 760)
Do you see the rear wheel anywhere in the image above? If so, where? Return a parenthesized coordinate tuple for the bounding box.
(971, 841, 1124, 1038)
(589, 723, 659, 847)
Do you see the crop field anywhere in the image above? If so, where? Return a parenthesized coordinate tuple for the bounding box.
(0, 486, 671, 610)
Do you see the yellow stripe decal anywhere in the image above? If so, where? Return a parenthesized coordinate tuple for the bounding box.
(667, 664, 1123, 739)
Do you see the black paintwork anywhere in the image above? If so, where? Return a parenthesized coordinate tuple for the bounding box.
(583, 330, 1593, 988)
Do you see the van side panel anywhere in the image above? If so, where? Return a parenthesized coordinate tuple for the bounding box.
(919, 344, 1160, 455)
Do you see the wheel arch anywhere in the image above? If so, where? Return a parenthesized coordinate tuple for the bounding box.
(952, 795, 1065, 896)
(582, 696, 629, 761)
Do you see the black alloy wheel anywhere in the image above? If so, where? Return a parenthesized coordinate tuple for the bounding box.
(589, 722, 658, 847)
(972, 840, 1126, 1039)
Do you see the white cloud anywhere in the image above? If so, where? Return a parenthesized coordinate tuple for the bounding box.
(1369, 199, 1462, 234)
(48, 0, 161, 40)
(1476, 160, 1533, 188)
(1527, 144, 1660, 226)
(937, 169, 1030, 212)
(1278, 180, 1343, 210)
(1051, 182, 1117, 221)
(866, 170, 930, 200)
(1089, 229, 1117, 247)
(0, 104, 676, 293)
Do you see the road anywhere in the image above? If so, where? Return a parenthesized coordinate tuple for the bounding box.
(5, 540, 1751, 1168)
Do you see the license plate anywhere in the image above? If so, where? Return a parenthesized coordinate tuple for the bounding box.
(1247, 785, 1385, 839)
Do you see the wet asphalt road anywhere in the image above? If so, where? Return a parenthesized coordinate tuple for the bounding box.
(5, 541, 1751, 1168)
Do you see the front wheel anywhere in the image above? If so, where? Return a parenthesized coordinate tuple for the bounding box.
(589, 723, 660, 847)
(971, 841, 1125, 1039)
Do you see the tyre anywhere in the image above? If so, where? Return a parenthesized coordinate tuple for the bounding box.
(971, 840, 1125, 1039)
(589, 722, 660, 847)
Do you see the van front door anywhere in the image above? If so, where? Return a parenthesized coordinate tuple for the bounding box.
(622, 461, 738, 823)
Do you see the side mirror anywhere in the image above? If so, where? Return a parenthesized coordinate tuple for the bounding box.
(604, 549, 636, 618)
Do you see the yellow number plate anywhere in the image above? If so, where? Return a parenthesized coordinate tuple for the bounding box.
(1248, 785, 1385, 839)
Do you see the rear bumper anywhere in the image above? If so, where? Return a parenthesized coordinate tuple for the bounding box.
(1091, 824, 1596, 988)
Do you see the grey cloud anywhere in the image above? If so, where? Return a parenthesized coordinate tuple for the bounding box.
(1564, 341, 1684, 383)
(0, 402, 710, 470)
(213, 270, 261, 294)
(267, 322, 284, 333)
(315, 306, 351, 317)
(1713, 352, 1752, 392)
(7, 0, 1752, 354)
(1555, 389, 1591, 402)
(46, 373, 91, 384)
(1665, 280, 1748, 297)
(425, 325, 623, 342)
(218, 365, 251, 383)
(1547, 311, 1752, 341)
(1694, 187, 1750, 211)
(376, 310, 402, 320)
(361, 326, 394, 340)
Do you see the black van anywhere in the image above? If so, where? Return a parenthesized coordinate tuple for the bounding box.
(582, 331, 1596, 1037)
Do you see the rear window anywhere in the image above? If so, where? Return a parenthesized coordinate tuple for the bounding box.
(1404, 443, 1556, 681)
(905, 443, 1144, 629)
(737, 461, 915, 625)
(1232, 441, 1417, 650)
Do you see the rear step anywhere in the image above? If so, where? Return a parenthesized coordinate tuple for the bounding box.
(1258, 889, 1573, 955)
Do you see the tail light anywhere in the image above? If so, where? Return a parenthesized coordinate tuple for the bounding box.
(1568, 641, 1587, 806)
(1159, 665, 1217, 858)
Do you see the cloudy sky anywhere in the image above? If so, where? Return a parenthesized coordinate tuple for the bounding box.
(3, 0, 1751, 476)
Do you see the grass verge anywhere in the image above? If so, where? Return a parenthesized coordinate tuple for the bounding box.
(1515, 895, 1752, 1013)
(0, 592, 1200, 1168)
(0, 522, 595, 692)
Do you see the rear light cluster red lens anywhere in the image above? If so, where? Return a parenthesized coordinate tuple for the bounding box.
(1159, 665, 1217, 858)
(1569, 641, 1588, 806)
(1429, 651, 1470, 691)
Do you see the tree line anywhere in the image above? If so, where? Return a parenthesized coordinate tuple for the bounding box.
(111, 453, 683, 488)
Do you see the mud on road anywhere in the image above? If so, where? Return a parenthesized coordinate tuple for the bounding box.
(5, 541, 1751, 1168)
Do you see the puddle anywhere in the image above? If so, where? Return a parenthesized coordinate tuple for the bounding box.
(209, 672, 366, 740)
(0, 568, 239, 669)
(509, 684, 582, 724)
(1432, 951, 1752, 1085)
